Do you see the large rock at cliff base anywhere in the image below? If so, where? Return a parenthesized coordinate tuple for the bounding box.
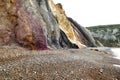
(0, 46, 120, 80)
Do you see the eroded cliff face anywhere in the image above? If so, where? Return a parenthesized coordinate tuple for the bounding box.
(16, 0, 49, 50)
(48, 0, 86, 48)
(0, 0, 96, 50)
(0, 0, 17, 45)
(37, 0, 61, 49)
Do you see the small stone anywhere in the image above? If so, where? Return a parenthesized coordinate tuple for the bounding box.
(70, 71, 74, 74)
(100, 68, 103, 73)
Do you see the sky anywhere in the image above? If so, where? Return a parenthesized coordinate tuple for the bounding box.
(53, 0, 120, 27)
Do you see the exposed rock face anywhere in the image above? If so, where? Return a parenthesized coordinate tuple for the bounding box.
(0, 0, 96, 49)
(48, 0, 86, 48)
(37, 0, 61, 49)
(68, 17, 97, 47)
(0, 0, 17, 45)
